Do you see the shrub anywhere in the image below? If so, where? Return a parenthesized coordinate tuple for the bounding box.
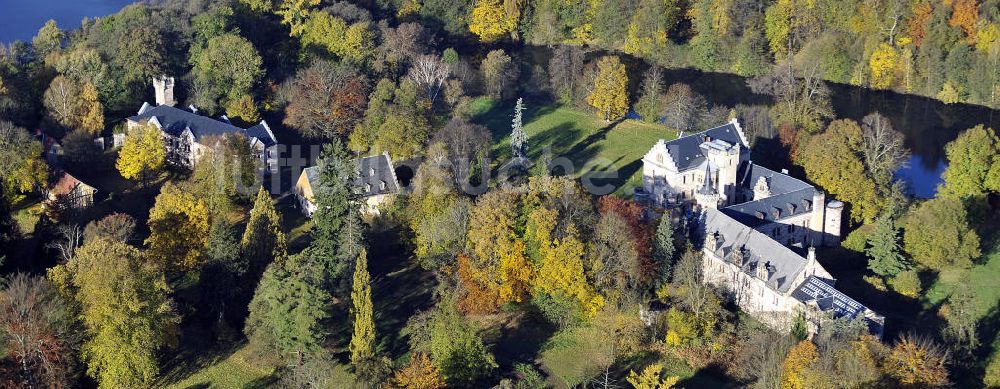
(889, 270, 921, 298)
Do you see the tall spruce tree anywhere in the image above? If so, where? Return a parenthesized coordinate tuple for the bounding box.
(245, 253, 330, 357)
(241, 187, 287, 282)
(349, 248, 375, 365)
(866, 214, 909, 278)
(653, 216, 676, 284)
(309, 139, 363, 281)
(510, 97, 527, 159)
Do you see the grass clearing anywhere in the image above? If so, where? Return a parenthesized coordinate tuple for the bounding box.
(469, 98, 677, 195)
(924, 241, 1000, 320)
(161, 344, 277, 389)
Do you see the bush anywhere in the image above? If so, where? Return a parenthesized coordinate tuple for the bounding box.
(863, 275, 888, 292)
(889, 270, 921, 298)
(532, 293, 582, 328)
(842, 224, 875, 252)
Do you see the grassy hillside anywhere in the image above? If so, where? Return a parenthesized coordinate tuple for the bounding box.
(469, 98, 676, 195)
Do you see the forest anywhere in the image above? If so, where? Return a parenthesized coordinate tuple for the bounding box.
(0, 0, 999, 388)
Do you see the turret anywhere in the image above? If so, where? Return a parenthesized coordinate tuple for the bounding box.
(824, 200, 844, 246)
(694, 163, 721, 209)
(809, 191, 826, 246)
(153, 75, 176, 106)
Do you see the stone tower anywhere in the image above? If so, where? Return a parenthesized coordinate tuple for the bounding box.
(809, 191, 826, 246)
(824, 200, 844, 246)
(694, 164, 721, 210)
(153, 75, 176, 106)
(702, 138, 740, 204)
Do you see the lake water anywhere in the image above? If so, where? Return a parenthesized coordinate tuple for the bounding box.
(0, 0, 134, 43)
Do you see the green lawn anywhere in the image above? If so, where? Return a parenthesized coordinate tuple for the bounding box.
(924, 240, 1000, 320)
(161, 345, 278, 389)
(469, 98, 677, 196)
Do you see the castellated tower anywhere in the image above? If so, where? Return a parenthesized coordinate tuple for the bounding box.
(702, 138, 740, 204)
(153, 75, 176, 106)
(824, 200, 844, 246)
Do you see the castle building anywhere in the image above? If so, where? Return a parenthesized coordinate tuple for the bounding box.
(125, 76, 278, 171)
(641, 119, 883, 337)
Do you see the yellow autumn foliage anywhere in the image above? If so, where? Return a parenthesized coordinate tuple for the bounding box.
(587, 56, 629, 121)
(869, 43, 898, 90)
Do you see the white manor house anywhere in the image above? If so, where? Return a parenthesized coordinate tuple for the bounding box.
(640, 119, 884, 337)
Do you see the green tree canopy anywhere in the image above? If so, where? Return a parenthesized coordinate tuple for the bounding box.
(902, 197, 981, 270)
(939, 125, 1000, 199)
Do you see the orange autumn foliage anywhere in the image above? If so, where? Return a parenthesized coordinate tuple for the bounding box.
(908, 1, 933, 47)
(456, 254, 501, 314)
(949, 0, 979, 44)
(597, 196, 655, 282)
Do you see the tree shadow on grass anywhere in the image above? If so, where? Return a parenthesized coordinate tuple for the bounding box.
(488, 308, 558, 372)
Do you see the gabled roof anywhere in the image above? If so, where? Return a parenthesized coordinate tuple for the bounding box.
(704, 208, 808, 293)
(791, 275, 868, 320)
(661, 120, 748, 172)
(128, 104, 276, 146)
(303, 153, 400, 199)
(49, 171, 95, 197)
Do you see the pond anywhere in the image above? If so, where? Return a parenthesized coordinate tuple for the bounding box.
(0, 0, 135, 43)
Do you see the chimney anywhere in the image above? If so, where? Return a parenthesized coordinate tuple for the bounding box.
(781, 168, 789, 175)
(188, 104, 199, 115)
(807, 247, 817, 262)
(152, 76, 176, 106)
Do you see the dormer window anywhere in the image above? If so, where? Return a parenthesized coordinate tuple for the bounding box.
(801, 199, 812, 210)
(787, 203, 796, 213)
(771, 207, 781, 219)
(656, 154, 663, 163)
(369, 167, 375, 177)
(380, 180, 386, 191)
(365, 183, 372, 192)
(755, 211, 765, 219)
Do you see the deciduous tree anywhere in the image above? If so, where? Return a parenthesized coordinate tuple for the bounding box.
(282, 60, 368, 139)
(0, 273, 79, 388)
(393, 353, 443, 389)
(115, 122, 165, 185)
(587, 56, 629, 121)
(192, 34, 263, 112)
(469, 0, 518, 42)
(146, 182, 210, 272)
(939, 125, 1000, 199)
(902, 197, 981, 270)
(799, 119, 881, 223)
(883, 334, 950, 387)
(71, 238, 178, 389)
(0, 121, 47, 194)
(626, 363, 679, 389)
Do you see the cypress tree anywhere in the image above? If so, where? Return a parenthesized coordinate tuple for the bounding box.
(866, 214, 909, 278)
(241, 187, 287, 281)
(349, 248, 375, 365)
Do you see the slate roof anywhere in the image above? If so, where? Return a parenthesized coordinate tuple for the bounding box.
(704, 208, 808, 293)
(737, 162, 812, 194)
(304, 153, 400, 198)
(791, 275, 869, 320)
(663, 121, 747, 172)
(696, 162, 717, 195)
(722, 187, 817, 227)
(128, 104, 276, 147)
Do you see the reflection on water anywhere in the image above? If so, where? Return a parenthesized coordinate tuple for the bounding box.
(894, 155, 946, 199)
